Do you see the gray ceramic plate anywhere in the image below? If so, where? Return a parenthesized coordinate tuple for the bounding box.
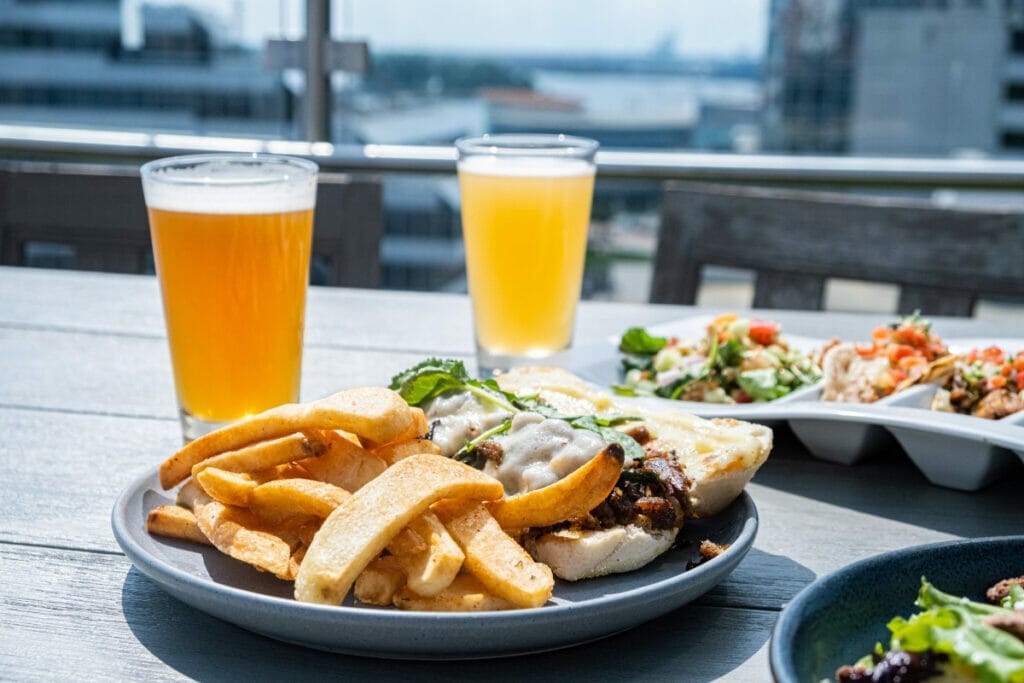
(112, 470, 758, 660)
(770, 535, 1024, 683)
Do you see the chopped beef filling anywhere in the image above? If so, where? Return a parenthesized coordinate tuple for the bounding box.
(542, 446, 691, 533)
(474, 440, 504, 466)
(699, 540, 729, 561)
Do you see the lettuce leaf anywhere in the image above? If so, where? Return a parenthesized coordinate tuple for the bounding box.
(619, 327, 667, 355)
(883, 578, 1024, 683)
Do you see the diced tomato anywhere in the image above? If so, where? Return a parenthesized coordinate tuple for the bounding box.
(734, 389, 753, 403)
(856, 344, 877, 358)
(887, 344, 915, 364)
(893, 326, 928, 348)
(871, 327, 889, 342)
(980, 346, 1005, 364)
(1014, 356, 1024, 373)
(748, 319, 778, 346)
(988, 375, 1007, 390)
(1001, 364, 1013, 377)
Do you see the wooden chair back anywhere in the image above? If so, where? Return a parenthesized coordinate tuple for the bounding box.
(651, 182, 1024, 316)
(0, 162, 382, 288)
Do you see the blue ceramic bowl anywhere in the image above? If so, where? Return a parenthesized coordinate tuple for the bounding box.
(770, 535, 1024, 682)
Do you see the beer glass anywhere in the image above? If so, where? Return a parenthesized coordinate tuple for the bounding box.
(141, 154, 318, 441)
(456, 134, 598, 375)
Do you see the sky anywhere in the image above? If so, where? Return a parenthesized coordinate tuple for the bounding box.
(159, 0, 769, 60)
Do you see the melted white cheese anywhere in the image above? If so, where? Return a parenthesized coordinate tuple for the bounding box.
(424, 392, 604, 496)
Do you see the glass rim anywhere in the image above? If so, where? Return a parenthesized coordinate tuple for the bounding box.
(455, 134, 599, 160)
(140, 153, 318, 187)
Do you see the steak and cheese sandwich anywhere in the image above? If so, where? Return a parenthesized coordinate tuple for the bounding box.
(390, 359, 773, 581)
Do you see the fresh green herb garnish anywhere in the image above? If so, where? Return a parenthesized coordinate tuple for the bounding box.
(390, 358, 645, 460)
(389, 357, 519, 412)
(454, 418, 513, 467)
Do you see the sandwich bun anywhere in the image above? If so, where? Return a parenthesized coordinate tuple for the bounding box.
(526, 525, 679, 581)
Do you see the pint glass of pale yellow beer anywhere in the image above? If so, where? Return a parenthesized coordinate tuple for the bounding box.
(456, 134, 598, 375)
(140, 154, 317, 441)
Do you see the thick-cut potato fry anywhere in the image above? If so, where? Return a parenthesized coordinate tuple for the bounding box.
(190, 489, 293, 580)
(146, 505, 211, 545)
(294, 454, 503, 605)
(393, 574, 514, 612)
(433, 499, 553, 609)
(194, 467, 257, 507)
(298, 430, 386, 491)
(354, 555, 407, 606)
(190, 432, 328, 482)
(486, 445, 625, 530)
(251, 478, 351, 522)
(250, 477, 461, 591)
(160, 387, 413, 488)
(368, 407, 429, 448)
(372, 438, 440, 466)
(387, 512, 464, 597)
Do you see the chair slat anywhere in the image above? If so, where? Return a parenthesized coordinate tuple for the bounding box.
(652, 182, 1024, 316)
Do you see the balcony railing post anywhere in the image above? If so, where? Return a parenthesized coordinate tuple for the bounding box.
(304, 0, 330, 142)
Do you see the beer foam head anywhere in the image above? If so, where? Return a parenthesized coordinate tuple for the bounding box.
(141, 155, 317, 214)
(457, 155, 595, 178)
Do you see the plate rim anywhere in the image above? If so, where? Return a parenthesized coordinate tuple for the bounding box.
(768, 534, 1024, 683)
(112, 467, 759, 658)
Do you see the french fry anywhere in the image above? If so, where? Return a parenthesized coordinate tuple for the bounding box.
(146, 505, 211, 545)
(160, 387, 413, 488)
(250, 478, 351, 522)
(294, 454, 504, 605)
(433, 499, 553, 609)
(190, 489, 293, 580)
(354, 555, 407, 606)
(371, 407, 429, 447)
(387, 512, 464, 597)
(392, 574, 514, 612)
(194, 467, 257, 507)
(486, 444, 624, 530)
(190, 432, 329, 481)
(372, 438, 440, 466)
(298, 430, 386, 491)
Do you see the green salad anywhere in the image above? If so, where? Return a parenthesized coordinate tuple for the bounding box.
(835, 577, 1024, 683)
(615, 314, 822, 403)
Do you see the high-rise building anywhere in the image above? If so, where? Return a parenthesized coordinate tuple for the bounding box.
(764, 0, 1024, 157)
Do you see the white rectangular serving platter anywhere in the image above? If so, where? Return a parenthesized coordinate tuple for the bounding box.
(572, 317, 1024, 492)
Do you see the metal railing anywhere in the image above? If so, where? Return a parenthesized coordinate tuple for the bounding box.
(4, 123, 1024, 190)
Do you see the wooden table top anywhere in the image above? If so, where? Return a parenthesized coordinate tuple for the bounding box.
(2, 265, 1022, 682)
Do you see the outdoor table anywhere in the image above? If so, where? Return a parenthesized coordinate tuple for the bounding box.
(1, 265, 1021, 681)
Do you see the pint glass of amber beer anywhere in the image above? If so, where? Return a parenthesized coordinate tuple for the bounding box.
(456, 134, 598, 375)
(141, 154, 317, 441)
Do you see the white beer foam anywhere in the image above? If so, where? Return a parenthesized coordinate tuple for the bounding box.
(142, 161, 316, 214)
(457, 155, 594, 178)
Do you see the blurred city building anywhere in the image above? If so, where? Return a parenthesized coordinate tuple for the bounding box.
(764, 0, 1024, 156)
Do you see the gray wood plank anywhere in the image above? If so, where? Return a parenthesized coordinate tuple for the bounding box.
(0, 266, 673, 355)
(5, 267, 1022, 350)
(0, 328, 459, 418)
(0, 544, 778, 682)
